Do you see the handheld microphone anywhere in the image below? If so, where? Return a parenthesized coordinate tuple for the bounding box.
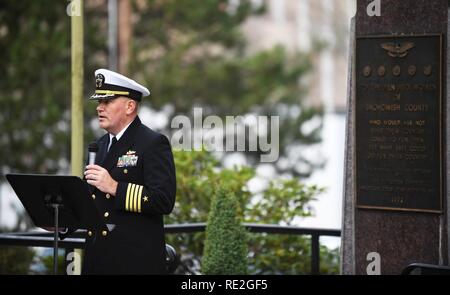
(88, 142, 99, 165)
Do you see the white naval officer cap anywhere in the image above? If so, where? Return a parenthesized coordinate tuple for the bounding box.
(90, 68, 150, 101)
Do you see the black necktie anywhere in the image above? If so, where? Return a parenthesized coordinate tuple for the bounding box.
(109, 136, 117, 152)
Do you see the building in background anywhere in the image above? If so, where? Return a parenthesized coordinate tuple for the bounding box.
(243, 0, 355, 112)
(241, 0, 356, 233)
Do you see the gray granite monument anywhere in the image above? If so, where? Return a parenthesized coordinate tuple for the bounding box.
(341, 0, 449, 274)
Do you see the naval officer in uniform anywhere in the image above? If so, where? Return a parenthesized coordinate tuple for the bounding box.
(83, 69, 176, 274)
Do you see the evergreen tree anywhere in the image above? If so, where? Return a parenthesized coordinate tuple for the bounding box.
(202, 186, 247, 275)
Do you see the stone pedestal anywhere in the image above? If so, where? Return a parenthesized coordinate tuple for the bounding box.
(341, 0, 449, 275)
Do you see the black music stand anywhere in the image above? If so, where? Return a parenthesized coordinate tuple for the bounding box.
(6, 174, 108, 275)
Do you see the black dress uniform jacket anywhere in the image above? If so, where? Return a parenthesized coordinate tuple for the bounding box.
(82, 116, 176, 274)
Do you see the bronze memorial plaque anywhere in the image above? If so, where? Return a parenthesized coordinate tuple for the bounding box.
(355, 34, 442, 213)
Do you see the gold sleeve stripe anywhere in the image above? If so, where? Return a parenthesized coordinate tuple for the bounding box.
(127, 184, 131, 211)
(133, 184, 139, 212)
(129, 184, 136, 212)
(137, 185, 143, 213)
(125, 184, 132, 211)
(133, 185, 140, 213)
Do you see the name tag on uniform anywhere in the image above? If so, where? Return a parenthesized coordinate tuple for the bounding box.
(117, 150, 138, 167)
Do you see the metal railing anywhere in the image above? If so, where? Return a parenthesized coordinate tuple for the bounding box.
(165, 223, 341, 274)
(0, 223, 341, 275)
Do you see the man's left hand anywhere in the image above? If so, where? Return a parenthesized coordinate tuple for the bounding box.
(85, 164, 118, 196)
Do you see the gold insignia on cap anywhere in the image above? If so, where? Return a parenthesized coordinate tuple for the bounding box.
(96, 73, 105, 88)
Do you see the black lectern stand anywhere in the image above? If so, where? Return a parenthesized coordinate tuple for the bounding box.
(6, 174, 108, 275)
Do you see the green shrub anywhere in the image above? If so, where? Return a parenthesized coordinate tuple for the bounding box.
(202, 187, 248, 275)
